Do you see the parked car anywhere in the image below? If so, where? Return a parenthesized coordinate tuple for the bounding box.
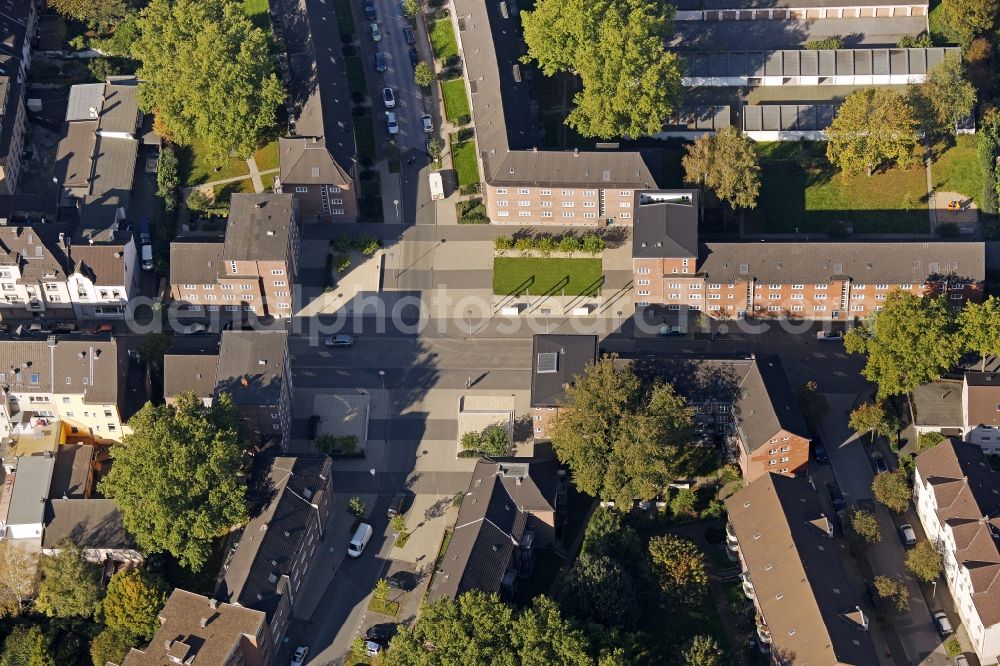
(141, 243, 153, 271)
(385, 111, 399, 135)
(92, 323, 113, 334)
(348, 523, 373, 558)
(933, 611, 953, 636)
(370, 21, 381, 42)
(899, 523, 917, 547)
(291, 646, 308, 666)
(421, 114, 433, 133)
(374, 51, 387, 72)
(403, 26, 415, 45)
(872, 454, 889, 474)
(180, 323, 207, 335)
(382, 87, 395, 108)
(387, 492, 406, 517)
(826, 482, 846, 511)
(144, 145, 159, 174)
(408, 46, 419, 68)
(325, 335, 354, 347)
(812, 437, 829, 464)
(816, 330, 843, 341)
(658, 325, 685, 337)
(364, 0, 376, 19)
(139, 216, 151, 245)
(365, 640, 386, 657)
(387, 570, 416, 591)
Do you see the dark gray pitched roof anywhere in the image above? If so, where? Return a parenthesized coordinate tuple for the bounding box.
(69, 242, 130, 286)
(278, 137, 351, 186)
(0, 225, 71, 282)
(215, 331, 288, 406)
(633, 191, 700, 259)
(681, 48, 957, 78)
(42, 498, 134, 550)
(169, 240, 225, 285)
(163, 352, 220, 400)
(223, 194, 295, 262)
(49, 444, 94, 499)
(530, 334, 598, 408)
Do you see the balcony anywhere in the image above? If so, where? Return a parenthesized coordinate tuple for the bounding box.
(741, 572, 755, 600)
(756, 623, 772, 654)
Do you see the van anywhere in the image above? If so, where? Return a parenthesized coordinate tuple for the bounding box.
(138, 216, 151, 245)
(141, 244, 153, 271)
(348, 522, 373, 558)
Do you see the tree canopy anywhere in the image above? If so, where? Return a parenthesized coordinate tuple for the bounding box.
(549, 357, 696, 506)
(958, 296, 1000, 369)
(1, 625, 55, 666)
(923, 53, 977, 131)
(648, 535, 708, 604)
(906, 541, 943, 583)
(826, 88, 920, 176)
(844, 292, 962, 399)
(100, 569, 167, 641)
(132, 0, 285, 161)
(848, 402, 898, 443)
(849, 508, 881, 544)
(460, 423, 510, 457)
(48, 0, 128, 31)
(682, 126, 760, 209)
(682, 635, 724, 666)
(520, 0, 682, 138)
(872, 576, 910, 618)
(98, 392, 248, 570)
(34, 541, 102, 619)
(0, 540, 37, 618)
(872, 469, 911, 514)
(90, 629, 132, 666)
(942, 0, 998, 45)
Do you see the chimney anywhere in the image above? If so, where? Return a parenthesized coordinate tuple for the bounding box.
(255, 201, 264, 209)
(209, 598, 218, 609)
(573, 148, 580, 157)
(88, 106, 98, 118)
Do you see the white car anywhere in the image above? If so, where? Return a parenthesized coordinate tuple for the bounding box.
(365, 640, 385, 657)
(369, 21, 381, 42)
(386, 111, 399, 135)
(382, 87, 396, 109)
(291, 646, 308, 666)
(421, 114, 433, 133)
(180, 323, 207, 335)
(816, 330, 843, 341)
(934, 611, 953, 636)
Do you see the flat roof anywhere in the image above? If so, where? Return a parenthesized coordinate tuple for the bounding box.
(7, 455, 55, 527)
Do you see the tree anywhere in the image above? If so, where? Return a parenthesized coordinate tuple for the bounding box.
(373, 578, 389, 601)
(670, 488, 697, 519)
(826, 88, 920, 176)
(959, 296, 1000, 370)
(844, 292, 962, 399)
(848, 402, 896, 444)
(1, 626, 55, 666)
(581, 234, 604, 255)
(682, 127, 760, 210)
(90, 629, 132, 666)
(461, 423, 510, 457)
(186, 189, 212, 212)
(137, 332, 172, 367)
(558, 235, 581, 255)
(849, 508, 881, 544)
(795, 380, 828, 433)
(942, 0, 998, 45)
(35, 541, 102, 619)
(511, 596, 593, 666)
(402, 0, 421, 17)
(557, 552, 641, 628)
(390, 514, 407, 541)
(804, 37, 844, 49)
(923, 53, 977, 131)
(132, 0, 285, 161)
(648, 535, 708, 603)
(101, 569, 167, 641)
(872, 469, 911, 514)
(97, 392, 248, 570)
(348, 496, 366, 517)
(48, 0, 128, 30)
(0, 540, 38, 618)
(682, 635, 724, 666)
(414, 62, 434, 87)
(156, 146, 179, 211)
(873, 575, 910, 617)
(494, 235, 513, 253)
(521, 0, 682, 139)
(906, 541, 943, 583)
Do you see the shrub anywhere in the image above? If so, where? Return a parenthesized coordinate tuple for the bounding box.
(944, 638, 962, 657)
(558, 235, 581, 255)
(186, 189, 211, 212)
(897, 33, 933, 48)
(334, 254, 351, 273)
(918, 431, 946, 451)
(456, 127, 475, 142)
(459, 182, 481, 195)
(804, 37, 844, 49)
(581, 234, 605, 254)
(670, 488, 697, 520)
(414, 61, 434, 87)
(428, 138, 443, 163)
(535, 235, 558, 257)
(350, 91, 365, 104)
(514, 237, 534, 254)
(351, 105, 367, 118)
(348, 496, 366, 517)
(356, 235, 380, 255)
(494, 235, 513, 253)
(457, 198, 488, 223)
(456, 114, 471, 126)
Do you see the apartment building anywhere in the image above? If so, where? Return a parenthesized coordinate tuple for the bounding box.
(276, 136, 357, 222)
(452, 0, 661, 226)
(217, 455, 333, 651)
(725, 473, 877, 662)
(0, 336, 138, 444)
(115, 589, 274, 666)
(632, 190, 985, 321)
(914, 439, 1000, 662)
(170, 194, 300, 319)
(530, 334, 598, 440)
(674, 0, 927, 22)
(910, 372, 1000, 456)
(0, 0, 40, 196)
(163, 331, 292, 449)
(0, 225, 73, 317)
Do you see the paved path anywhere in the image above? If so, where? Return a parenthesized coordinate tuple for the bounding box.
(179, 168, 280, 201)
(246, 155, 265, 193)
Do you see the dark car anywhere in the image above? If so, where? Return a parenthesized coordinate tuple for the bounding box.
(408, 47, 419, 68)
(826, 482, 846, 511)
(872, 454, 889, 474)
(387, 571, 416, 591)
(387, 492, 406, 518)
(364, 0, 376, 19)
(403, 26, 415, 45)
(374, 51, 387, 72)
(812, 437, 829, 465)
(366, 624, 396, 643)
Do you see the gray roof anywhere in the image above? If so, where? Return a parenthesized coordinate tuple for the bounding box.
(216, 331, 288, 406)
(97, 77, 140, 135)
(163, 352, 220, 400)
(633, 191, 700, 259)
(530, 334, 598, 408)
(664, 105, 732, 132)
(0, 225, 71, 282)
(65, 83, 105, 122)
(0, 339, 53, 392)
(223, 194, 295, 262)
(278, 136, 352, 187)
(669, 16, 929, 50)
(69, 242, 131, 286)
(42, 498, 134, 550)
(697, 0, 925, 7)
(88, 134, 137, 196)
(7, 455, 55, 527)
(743, 104, 838, 132)
(219, 455, 332, 621)
(909, 380, 963, 428)
(50, 338, 127, 406)
(54, 120, 97, 190)
(169, 240, 225, 285)
(682, 47, 958, 78)
(49, 444, 94, 499)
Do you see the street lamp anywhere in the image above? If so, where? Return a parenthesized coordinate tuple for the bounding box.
(393, 199, 400, 219)
(466, 309, 473, 335)
(617, 310, 622, 329)
(378, 369, 385, 390)
(388, 251, 396, 279)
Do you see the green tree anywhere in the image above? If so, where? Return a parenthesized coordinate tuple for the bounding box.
(511, 596, 593, 666)
(48, 0, 128, 30)
(97, 392, 248, 570)
(137, 332, 172, 367)
(826, 88, 920, 176)
(942, 0, 998, 45)
(521, 0, 682, 139)
(872, 469, 911, 514)
(101, 569, 167, 641)
(0, 540, 38, 618)
(849, 508, 881, 544)
(670, 488, 697, 519)
(90, 629, 132, 666)
(945, 637, 963, 657)
(682, 126, 760, 210)
(348, 496, 366, 517)
(390, 513, 407, 538)
(156, 146, 179, 211)
(550, 357, 696, 506)
(682, 635, 724, 666)
(581, 234, 604, 254)
(132, 0, 285, 161)
(557, 552, 641, 629)
(848, 402, 896, 444)
(414, 61, 434, 87)
(35, 541, 102, 619)
(804, 37, 844, 49)
(558, 235, 582, 255)
(374, 578, 389, 601)
(873, 575, 910, 617)
(186, 189, 212, 212)
(906, 541, 943, 582)
(844, 292, 962, 399)
(461, 423, 509, 457)
(959, 296, 1000, 370)
(1, 625, 55, 666)
(402, 0, 421, 17)
(923, 53, 977, 131)
(795, 380, 829, 433)
(95, 12, 141, 56)
(648, 535, 708, 604)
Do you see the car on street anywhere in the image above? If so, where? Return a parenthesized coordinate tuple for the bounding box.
(826, 482, 846, 511)
(408, 47, 419, 68)
(421, 114, 433, 133)
(325, 335, 354, 347)
(816, 330, 843, 341)
(365, 640, 386, 657)
(291, 646, 308, 666)
(385, 111, 399, 135)
(404, 26, 415, 45)
(899, 523, 917, 547)
(387, 491, 406, 517)
(872, 454, 889, 474)
(364, 0, 376, 19)
(370, 21, 381, 42)
(658, 325, 685, 337)
(933, 611, 953, 636)
(374, 51, 387, 72)
(180, 323, 207, 335)
(387, 571, 416, 591)
(812, 437, 829, 464)
(382, 87, 395, 108)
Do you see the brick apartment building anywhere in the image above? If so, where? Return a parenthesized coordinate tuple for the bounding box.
(674, 0, 927, 22)
(529, 334, 598, 440)
(170, 194, 300, 319)
(276, 136, 357, 222)
(632, 190, 985, 321)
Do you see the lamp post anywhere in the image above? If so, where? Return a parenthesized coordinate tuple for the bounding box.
(393, 199, 400, 219)
(617, 310, 622, 329)
(466, 309, 473, 335)
(378, 369, 385, 389)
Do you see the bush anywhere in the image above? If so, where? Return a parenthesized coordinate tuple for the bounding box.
(356, 235, 380, 255)
(918, 431, 946, 451)
(535, 235, 558, 257)
(348, 496, 366, 517)
(944, 638, 962, 657)
(333, 254, 351, 273)
(433, 7, 449, 20)
(494, 235, 513, 253)
(456, 127, 475, 142)
(414, 61, 434, 87)
(457, 198, 488, 224)
(897, 33, 933, 48)
(459, 182, 481, 195)
(670, 488, 697, 520)
(936, 222, 961, 237)
(804, 37, 844, 49)
(456, 114, 471, 126)
(581, 234, 605, 254)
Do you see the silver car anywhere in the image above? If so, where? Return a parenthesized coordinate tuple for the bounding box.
(325, 335, 354, 347)
(933, 611, 953, 636)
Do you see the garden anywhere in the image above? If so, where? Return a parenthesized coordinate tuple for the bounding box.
(492, 257, 603, 297)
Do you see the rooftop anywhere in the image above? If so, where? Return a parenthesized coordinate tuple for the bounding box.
(223, 194, 296, 262)
(680, 47, 957, 78)
(633, 191, 700, 259)
(669, 17, 929, 50)
(169, 240, 225, 286)
(163, 351, 220, 401)
(529, 334, 598, 408)
(48, 444, 93, 499)
(909, 380, 964, 429)
(42, 498, 134, 551)
(6, 454, 55, 528)
(278, 136, 351, 187)
(216, 331, 288, 407)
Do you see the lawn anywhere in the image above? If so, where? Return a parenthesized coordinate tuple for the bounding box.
(440, 78, 470, 122)
(493, 257, 604, 297)
(750, 141, 929, 234)
(928, 0, 955, 45)
(932, 135, 983, 208)
(450, 134, 479, 186)
(253, 140, 279, 172)
(242, 0, 270, 30)
(429, 19, 458, 61)
(177, 140, 250, 187)
(367, 597, 400, 617)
